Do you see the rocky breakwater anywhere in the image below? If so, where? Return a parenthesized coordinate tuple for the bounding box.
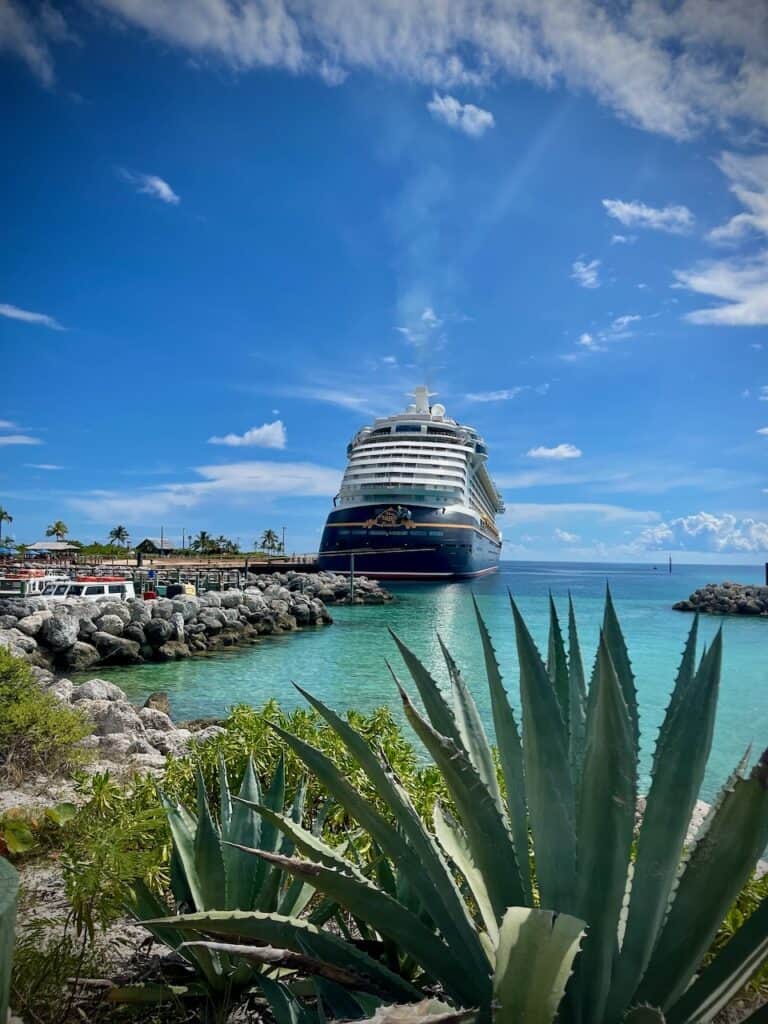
(673, 580, 768, 616)
(0, 570, 392, 671)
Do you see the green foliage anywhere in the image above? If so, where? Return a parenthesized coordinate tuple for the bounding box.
(0, 649, 92, 783)
(158, 594, 768, 1023)
(0, 802, 76, 857)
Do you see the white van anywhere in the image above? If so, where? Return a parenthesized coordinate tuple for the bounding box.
(43, 576, 136, 601)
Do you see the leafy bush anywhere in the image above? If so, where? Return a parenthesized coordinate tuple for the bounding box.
(153, 595, 768, 1023)
(0, 649, 92, 783)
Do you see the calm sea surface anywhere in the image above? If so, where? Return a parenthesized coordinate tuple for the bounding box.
(91, 561, 768, 801)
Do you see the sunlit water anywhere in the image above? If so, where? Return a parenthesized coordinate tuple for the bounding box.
(87, 562, 768, 800)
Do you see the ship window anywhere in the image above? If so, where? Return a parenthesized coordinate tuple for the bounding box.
(395, 424, 417, 433)
(68, 585, 85, 596)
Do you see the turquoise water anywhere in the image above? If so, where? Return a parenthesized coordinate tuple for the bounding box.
(91, 562, 768, 801)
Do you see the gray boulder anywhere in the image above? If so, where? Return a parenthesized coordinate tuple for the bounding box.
(46, 678, 74, 702)
(90, 632, 142, 663)
(138, 706, 174, 731)
(198, 611, 223, 634)
(96, 734, 136, 759)
(96, 614, 124, 637)
(82, 698, 145, 737)
(16, 611, 52, 637)
(94, 600, 131, 624)
(200, 592, 222, 608)
(151, 599, 175, 620)
(3, 628, 37, 654)
(189, 724, 227, 744)
(220, 590, 243, 609)
(145, 727, 192, 756)
(123, 622, 146, 645)
(172, 597, 200, 622)
(127, 600, 151, 625)
(40, 613, 79, 651)
(0, 615, 18, 629)
(63, 641, 101, 672)
(170, 611, 185, 641)
(156, 640, 191, 661)
(71, 678, 127, 702)
(144, 618, 174, 646)
(144, 691, 171, 715)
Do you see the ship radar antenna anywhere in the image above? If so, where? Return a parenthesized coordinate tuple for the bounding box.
(409, 385, 436, 413)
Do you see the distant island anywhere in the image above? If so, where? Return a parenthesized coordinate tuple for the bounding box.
(674, 580, 768, 616)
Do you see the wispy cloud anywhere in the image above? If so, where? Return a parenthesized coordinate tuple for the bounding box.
(602, 199, 694, 234)
(758, 427, 768, 436)
(610, 234, 636, 245)
(675, 252, 768, 326)
(208, 420, 286, 449)
(0, 302, 64, 330)
(501, 503, 658, 525)
(118, 168, 180, 204)
(427, 92, 494, 137)
(526, 443, 582, 460)
(396, 306, 445, 349)
(571, 258, 601, 289)
(554, 528, 580, 543)
(25, 463, 62, 470)
(466, 384, 549, 402)
(708, 152, 768, 243)
(68, 460, 341, 523)
(0, 420, 17, 429)
(565, 314, 643, 358)
(0, 435, 43, 446)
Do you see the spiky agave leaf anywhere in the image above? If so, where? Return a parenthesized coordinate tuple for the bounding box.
(571, 632, 636, 1021)
(493, 907, 586, 1024)
(546, 594, 570, 732)
(193, 766, 225, 910)
(510, 596, 577, 912)
(622, 1006, 666, 1022)
(359, 1000, 478, 1024)
(602, 586, 639, 753)
(275, 686, 490, 983)
(607, 630, 721, 1017)
(666, 895, 768, 1024)
(638, 748, 768, 1010)
(222, 756, 263, 911)
(432, 803, 497, 945)
(566, 594, 587, 788)
(389, 629, 462, 744)
(472, 596, 531, 904)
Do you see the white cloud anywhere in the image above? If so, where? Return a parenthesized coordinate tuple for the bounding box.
(427, 92, 494, 137)
(61, 1, 767, 141)
(396, 305, 445, 349)
(0, 0, 72, 85)
(0, 420, 16, 429)
(758, 426, 768, 435)
(69, 460, 341, 523)
(708, 152, 768, 242)
(25, 463, 62, 470)
(526, 443, 582, 460)
(675, 251, 768, 326)
(118, 168, 180, 204)
(571, 258, 601, 289)
(554, 528, 580, 543)
(760, 385, 768, 401)
(466, 384, 549, 402)
(501, 502, 658, 525)
(567, 314, 643, 357)
(637, 512, 768, 553)
(602, 198, 694, 234)
(208, 419, 287, 448)
(610, 234, 636, 245)
(0, 434, 42, 446)
(0, 302, 64, 330)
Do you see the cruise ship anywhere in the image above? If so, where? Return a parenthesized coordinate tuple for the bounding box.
(317, 387, 504, 579)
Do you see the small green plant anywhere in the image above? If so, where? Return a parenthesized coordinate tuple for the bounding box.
(0, 802, 77, 857)
(152, 593, 768, 1023)
(0, 649, 92, 783)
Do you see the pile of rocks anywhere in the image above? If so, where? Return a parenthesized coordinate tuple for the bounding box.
(673, 581, 768, 616)
(0, 571, 392, 671)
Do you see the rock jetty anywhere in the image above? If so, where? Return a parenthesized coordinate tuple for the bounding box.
(0, 570, 392, 670)
(673, 580, 768, 616)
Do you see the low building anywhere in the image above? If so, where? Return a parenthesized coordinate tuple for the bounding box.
(135, 537, 177, 556)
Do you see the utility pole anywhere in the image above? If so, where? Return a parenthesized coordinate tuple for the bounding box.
(161, 525, 164, 557)
(182, 527, 186, 551)
(282, 525, 286, 555)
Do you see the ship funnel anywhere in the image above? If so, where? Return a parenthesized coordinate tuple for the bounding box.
(410, 386, 435, 414)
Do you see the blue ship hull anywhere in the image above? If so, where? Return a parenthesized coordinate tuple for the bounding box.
(317, 504, 501, 579)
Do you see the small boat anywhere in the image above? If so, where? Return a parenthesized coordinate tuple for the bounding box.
(0, 568, 70, 599)
(42, 576, 136, 601)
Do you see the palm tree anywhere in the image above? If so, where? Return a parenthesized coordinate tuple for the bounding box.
(46, 520, 69, 543)
(260, 529, 279, 555)
(0, 506, 12, 546)
(108, 525, 130, 549)
(190, 530, 216, 554)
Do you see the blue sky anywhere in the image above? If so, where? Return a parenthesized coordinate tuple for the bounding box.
(1, 0, 767, 562)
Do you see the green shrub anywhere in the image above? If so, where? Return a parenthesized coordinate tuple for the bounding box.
(0, 649, 92, 783)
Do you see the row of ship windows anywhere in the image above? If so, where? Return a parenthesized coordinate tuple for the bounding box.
(353, 441, 475, 456)
(344, 467, 466, 479)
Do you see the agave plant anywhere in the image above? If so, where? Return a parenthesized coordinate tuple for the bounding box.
(150, 593, 768, 1022)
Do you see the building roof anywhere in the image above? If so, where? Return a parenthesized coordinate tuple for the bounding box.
(27, 541, 79, 551)
(136, 537, 177, 550)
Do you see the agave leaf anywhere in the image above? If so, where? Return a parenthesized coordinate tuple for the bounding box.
(238, 849, 478, 1009)
(283, 687, 490, 983)
(145, 909, 421, 1002)
(602, 586, 639, 752)
(572, 632, 636, 1021)
(567, 594, 587, 788)
(360, 1001, 477, 1024)
(638, 748, 768, 1009)
(193, 767, 225, 911)
(432, 802, 498, 946)
(651, 616, 699, 778)
(262, 753, 287, 853)
(389, 630, 461, 744)
(607, 632, 721, 1017)
(493, 907, 586, 1024)
(160, 792, 205, 912)
(218, 753, 232, 836)
(510, 596, 577, 911)
(472, 597, 532, 904)
(315, 977, 378, 1021)
(666, 896, 768, 1023)
(397, 679, 525, 919)
(260, 976, 317, 1024)
(224, 756, 263, 911)
(547, 594, 570, 732)
(623, 1008, 667, 1023)
(438, 635, 503, 813)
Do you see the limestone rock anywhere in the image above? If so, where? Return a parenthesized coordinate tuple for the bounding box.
(82, 698, 145, 737)
(143, 691, 171, 716)
(144, 618, 174, 646)
(94, 600, 131, 624)
(71, 678, 127, 702)
(96, 614, 124, 637)
(40, 613, 79, 651)
(138, 706, 174, 731)
(170, 611, 185, 641)
(90, 632, 142, 663)
(46, 678, 74, 702)
(122, 622, 146, 645)
(63, 641, 101, 672)
(156, 640, 191, 661)
(16, 611, 53, 637)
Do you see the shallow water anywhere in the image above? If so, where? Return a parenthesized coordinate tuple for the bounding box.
(89, 561, 768, 800)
